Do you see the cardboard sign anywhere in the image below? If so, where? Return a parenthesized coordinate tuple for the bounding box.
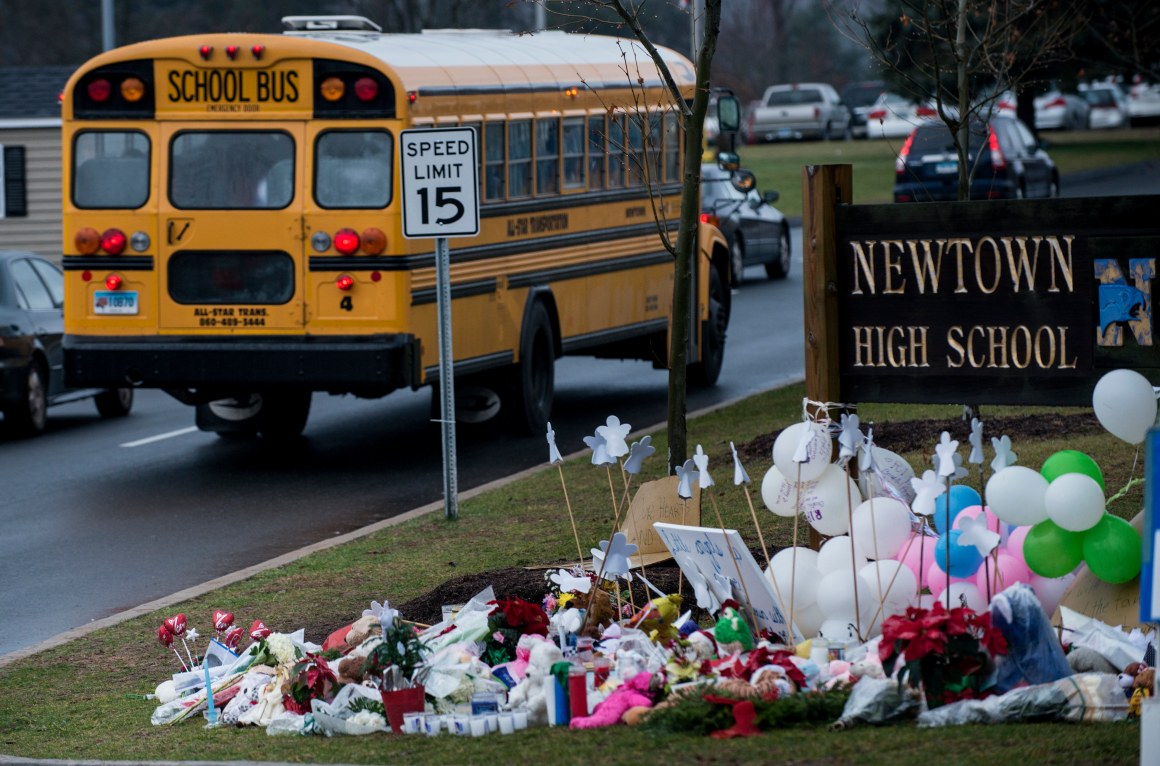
(622, 477, 701, 567)
(653, 522, 802, 643)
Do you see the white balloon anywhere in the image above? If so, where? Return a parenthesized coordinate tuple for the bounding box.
(858, 447, 917, 505)
(815, 568, 877, 622)
(818, 618, 859, 642)
(985, 465, 1048, 526)
(805, 465, 861, 537)
(766, 548, 820, 609)
(851, 497, 913, 559)
(772, 422, 832, 483)
(761, 465, 809, 518)
(1044, 473, 1106, 532)
(817, 536, 868, 574)
(859, 560, 918, 616)
(934, 582, 987, 613)
(1092, 369, 1157, 445)
(792, 601, 824, 639)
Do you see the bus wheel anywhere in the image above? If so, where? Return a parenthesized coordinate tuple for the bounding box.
(259, 390, 312, 439)
(505, 301, 555, 435)
(95, 387, 134, 418)
(690, 267, 727, 387)
(196, 395, 261, 437)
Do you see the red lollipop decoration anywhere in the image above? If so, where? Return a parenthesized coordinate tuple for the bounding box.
(212, 610, 235, 632)
(223, 625, 244, 649)
(164, 613, 187, 636)
(157, 624, 174, 647)
(249, 619, 271, 640)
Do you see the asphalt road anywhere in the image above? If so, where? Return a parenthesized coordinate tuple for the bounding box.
(0, 236, 805, 659)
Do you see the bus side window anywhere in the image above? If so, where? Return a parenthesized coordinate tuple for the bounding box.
(587, 115, 606, 189)
(607, 115, 625, 189)
(485, 121, 505, 201)
(627, 114, 645, 187)
(663, 111, 680, 183)
(508, 120, 531, 199)
(535, 117, 559, 196)
(563, 117, 585, 190)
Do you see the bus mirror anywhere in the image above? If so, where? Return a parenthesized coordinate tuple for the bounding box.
(716, 151, 740, 171)
(730, 169, 756, 193)
(716, 95, 741, 134)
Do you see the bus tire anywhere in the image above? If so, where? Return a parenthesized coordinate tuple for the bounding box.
(505, 300, 555, 435)
(690, 266, 727, 388)
(5, 361, 48, 436)
(95, 387, 134, 418)
(258, 390, 311, 439)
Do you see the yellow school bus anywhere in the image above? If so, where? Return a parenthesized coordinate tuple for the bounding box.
(61, 16, 730, 437)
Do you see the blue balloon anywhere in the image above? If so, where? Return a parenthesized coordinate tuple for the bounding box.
(933, 529, 985, 578)
(934, 484, 982, 533)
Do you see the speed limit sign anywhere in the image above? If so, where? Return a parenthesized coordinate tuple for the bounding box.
(399, 127, 480, 239)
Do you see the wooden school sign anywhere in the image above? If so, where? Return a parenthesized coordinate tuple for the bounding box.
(802, 164, 1160, 406)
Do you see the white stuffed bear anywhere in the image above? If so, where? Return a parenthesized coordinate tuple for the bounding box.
(507, 639, 564, 726)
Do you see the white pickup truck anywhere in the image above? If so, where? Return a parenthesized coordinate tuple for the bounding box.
(743, 83, 851, 143)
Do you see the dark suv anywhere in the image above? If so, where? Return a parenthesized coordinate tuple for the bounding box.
(893, 116, 1059, 202)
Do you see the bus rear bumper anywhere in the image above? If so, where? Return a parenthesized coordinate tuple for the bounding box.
(63, 334, 421, 394)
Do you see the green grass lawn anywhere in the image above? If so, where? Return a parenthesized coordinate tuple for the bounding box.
(0, 385, 1144, 764)
(731, 127, 1160, 220)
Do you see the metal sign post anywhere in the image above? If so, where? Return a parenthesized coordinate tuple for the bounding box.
(400, 127, 480, 520)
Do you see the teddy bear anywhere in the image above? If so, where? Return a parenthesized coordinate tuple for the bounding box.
(507, 638, 565, 725)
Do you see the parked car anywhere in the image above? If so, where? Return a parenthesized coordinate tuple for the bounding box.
(1079, 82, 1129, 129)
(743, 83, 851, 143)
(1126, 80, 1160, 125)
(700, 163, 792, 283)
(861, 92, 929, 139)
(893, 115, 1059, 202)
(841, 80, 886, 139)
(0, 251, 133, 436)
(1033, 89, 1090, 131)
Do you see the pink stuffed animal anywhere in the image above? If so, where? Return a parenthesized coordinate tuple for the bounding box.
(569, 671, 655, 729)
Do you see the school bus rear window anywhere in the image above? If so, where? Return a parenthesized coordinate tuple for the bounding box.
(170, 131, 294, 210)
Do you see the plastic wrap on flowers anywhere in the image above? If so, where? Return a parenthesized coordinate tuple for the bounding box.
(831, 676, 921, 729)
(916, 673, 1128, 726)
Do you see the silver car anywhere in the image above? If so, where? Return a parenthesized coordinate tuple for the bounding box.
(744, 83, 851, 143)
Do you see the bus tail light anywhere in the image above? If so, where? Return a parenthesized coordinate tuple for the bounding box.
(105, 274, 123, 290)
(336, 274, 355, 291)
(101, 228, 127, 255)
(896, 131, 915, 176)
(320, 77, 345, 102)
(361, 227, 386, 255)
(334, 228, 360, 255)
(120, 77, 146, 102)
(87, 79, 112, 103)
(699, 212, 719, 227)
(354, 77, 378, 102)
(75, 227, 101, 255)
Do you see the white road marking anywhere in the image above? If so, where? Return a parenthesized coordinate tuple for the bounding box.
(120, 426, 198, 448)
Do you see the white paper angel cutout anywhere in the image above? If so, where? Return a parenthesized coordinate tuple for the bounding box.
(693, 444, 714, 489)
(583, 431, 616, 466)
(596, 415, 632, 458)
(968, 418, 985, 465)
(592, 532, 638, 580)
(730, 441, 751, 486)
(838, 413, 862, 462)
(363, 599, 399, 631)
(675, 553, 725, 612)
(675, 458, 699, 499)
(910, 469, 946, 516)
(859, 427, 878, 474)
(546, 422, 563, 465)
(934, 432, 960, 478)
(792, 421, 816, 464)
(957, 513, 1001, 557)
(991, 435, 1018, 472)
(624, 435, 656, 475)
(549, 568, 592, 594)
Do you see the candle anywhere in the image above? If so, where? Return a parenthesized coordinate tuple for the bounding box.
(568, 665, 588, 719)
(469, 716, 487, 736)
(498, 712, 515, 734)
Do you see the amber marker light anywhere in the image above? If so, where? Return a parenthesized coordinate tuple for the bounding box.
(361, 227, 386, 255)
(320, 76, 345, 102)
(335, 274, 355, 291)
(120, 77, 146, 102)
(75, 227, 101, 255)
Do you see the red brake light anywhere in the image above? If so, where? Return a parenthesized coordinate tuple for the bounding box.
(868, 108, 887, 122)
(988, 127, 1006, 171)
(1047, 97, 1067, 108)
(334, 228, 360, 255)
(100, 228, 127, 255)
(87, 78, 112, 103)
(354, 77, 379, 102)
(335, 274, 355, 291)
(895, 132, 915, 175)
(198, 45, 213, 61)
(700, 212, 719, 227)
(105, 274, 123, 290)
(251, 45, 265, 60)
(915, 104, 937, 118)
(225, 45, 239, 60)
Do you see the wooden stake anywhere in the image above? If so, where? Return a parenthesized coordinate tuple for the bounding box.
(556, 463, 586, 569)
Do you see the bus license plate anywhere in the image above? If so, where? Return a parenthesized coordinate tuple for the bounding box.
(94, 290, 139, 315)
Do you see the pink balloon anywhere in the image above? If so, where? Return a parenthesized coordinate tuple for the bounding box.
(927, 560, 973, 594)
(975, 552, 1032, 598)
(953, 505, 1003, 532)
(896, 533, 938, 591)
(1030, 573, 1076, 617)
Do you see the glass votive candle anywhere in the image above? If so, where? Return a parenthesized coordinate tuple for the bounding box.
(512, 709, 529, 730)
(422, 713, 442, 736)
(485, 712, 499, 733)
(451, 713, 470, 736)
(469, 716, 488, 736)
(402, 711, 423, 734)
(498, 712, 515, 734)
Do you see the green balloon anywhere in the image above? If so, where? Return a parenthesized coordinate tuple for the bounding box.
(1083, 514, 1142, 584)
(1041, 450, 1105, 490)
(1023, 519, 1085, 578)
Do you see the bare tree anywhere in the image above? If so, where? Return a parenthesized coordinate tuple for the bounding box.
(828, 0, 1082, 200)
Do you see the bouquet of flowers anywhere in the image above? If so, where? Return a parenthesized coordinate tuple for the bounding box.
(879, 602, 1008, 708)
(362, 622, 430, 689)
(282, 653, 342, 714)
(482, 596, 550, 665)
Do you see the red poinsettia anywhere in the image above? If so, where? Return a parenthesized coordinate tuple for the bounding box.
(282, 653, 342, 715)
(489, 596, 550, 636)
(879, 602, 1007, 708)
